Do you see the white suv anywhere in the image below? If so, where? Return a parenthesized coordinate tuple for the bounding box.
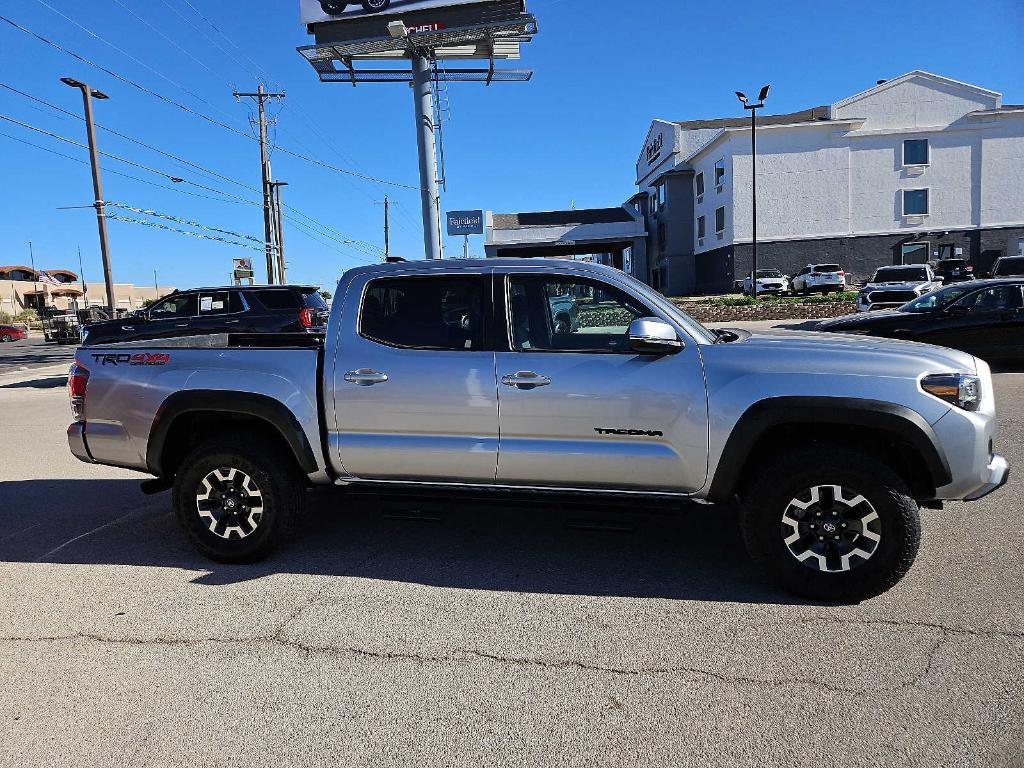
(792, 263, 846, 294)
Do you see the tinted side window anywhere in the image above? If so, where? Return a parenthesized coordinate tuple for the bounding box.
(507, 275, 650, 354)
(150, 294, 197, 318)
(198, 291, 230, 316)
(229, 291, 246, 313)
(360, 276, 486, 351)
(955, 286, 1024, 312)
(255, 290, 300, 310)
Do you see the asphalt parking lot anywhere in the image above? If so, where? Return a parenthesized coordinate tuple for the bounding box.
(0, 341, 1022, 767)
(0, 332, 76, 375)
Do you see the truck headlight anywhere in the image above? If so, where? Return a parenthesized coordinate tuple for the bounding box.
(921, 373, 981, 411)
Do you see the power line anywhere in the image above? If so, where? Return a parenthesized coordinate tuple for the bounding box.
(30, 0, 240, 124)
(0, 13, 422, 190)
(0, 113, 382, 257)
(107, 202, 264, 244)
(106, 0, 235, 89)
(155, 0, 266, 85)
(178, 0, 278, 87)
(106, 213, 266, 251)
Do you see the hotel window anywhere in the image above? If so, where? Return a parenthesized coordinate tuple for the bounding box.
(695, 172, 705, 198)
(901, 243, 930, 264)
(697, 215, 706, 239)
(651, 183, 664, 213)
(903, 138, 929, 166)
(902, 188, 929, 216)
(715, 206, 726, 233)
(714, 159, 726, 186)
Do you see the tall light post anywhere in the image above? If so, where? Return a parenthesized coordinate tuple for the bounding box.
(270, 181, 289, 284)
(61, 77, 116, 313)
(735, 85, 770, 299)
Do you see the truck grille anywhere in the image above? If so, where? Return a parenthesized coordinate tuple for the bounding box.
(868, 290, 917, 305)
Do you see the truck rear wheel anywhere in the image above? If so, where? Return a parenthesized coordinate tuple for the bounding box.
(740, 446, 921, 602)
(172, 438, 301, 563)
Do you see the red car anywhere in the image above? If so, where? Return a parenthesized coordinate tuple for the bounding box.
(0, 324, 27, 342)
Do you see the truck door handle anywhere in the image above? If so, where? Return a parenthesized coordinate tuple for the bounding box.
(175, 322, 189, 328)
(121, 325, 135, 331)
(501, 371, 551, 388)
(344, 368, 389, 385)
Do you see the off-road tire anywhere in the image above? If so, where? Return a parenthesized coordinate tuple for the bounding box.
(740, 445, 921, 602)
(360, 0, 391, 12)
(172, 437, 302, 563)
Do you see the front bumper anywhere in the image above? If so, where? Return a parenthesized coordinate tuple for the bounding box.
(963, 454, 1009, 501)
(67, 422, 93, 464)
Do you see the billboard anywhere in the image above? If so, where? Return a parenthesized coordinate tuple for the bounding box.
(446, 210, 484, 236)
(300, 0, 487, 26)
(232, 257, 254, 285)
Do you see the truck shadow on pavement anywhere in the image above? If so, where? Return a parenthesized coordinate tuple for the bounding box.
(0, 479, 803, 605)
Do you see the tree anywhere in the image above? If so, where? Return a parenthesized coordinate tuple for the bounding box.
(319, 290, 332, 301)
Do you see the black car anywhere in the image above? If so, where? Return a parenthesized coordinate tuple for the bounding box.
(816, 279, 1024, 363)
(990, 256, 1024, 278)
(82, 285, 329, 345)
(933, 258, 975, 284)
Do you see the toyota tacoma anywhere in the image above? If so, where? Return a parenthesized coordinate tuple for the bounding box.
(66, 259, 1008, 601)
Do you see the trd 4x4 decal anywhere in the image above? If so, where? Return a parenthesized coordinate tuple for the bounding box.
(594, 427, 664, 437)
(91, 353, 171, 367)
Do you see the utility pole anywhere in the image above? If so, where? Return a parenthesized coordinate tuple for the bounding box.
(463, 235, 469, 259)
(233, 84, 285, 283)
(411, 52, 442, 259)
(374, 195, 391, 259)
(77, 245, 88, 309)
(270, 181, 288, 283)
(29, 241, 39, 313)
(154, 269, 158, 293)
(62, 78, 115, 312)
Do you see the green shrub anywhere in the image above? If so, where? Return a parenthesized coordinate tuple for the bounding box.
(15, 308, 38, 323)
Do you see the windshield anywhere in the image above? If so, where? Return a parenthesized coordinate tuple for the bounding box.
(936, 260, 967, 270)
(754, 270, 782, 278)
(900, 283, 974, 313)
(994, 257, 1024, 275)
(872, 267, 928, 282)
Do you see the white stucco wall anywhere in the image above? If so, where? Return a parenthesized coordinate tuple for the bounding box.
(979, 115, 1024, 227)
(833, 75, 999, 130)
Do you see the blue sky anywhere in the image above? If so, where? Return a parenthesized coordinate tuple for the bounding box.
(1, 0, 1022, 291)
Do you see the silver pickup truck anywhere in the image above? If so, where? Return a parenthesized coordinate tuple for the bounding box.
(67, 259, 1008, 601)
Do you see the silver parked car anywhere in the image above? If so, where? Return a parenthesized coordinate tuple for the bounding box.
(67, 259, 1007, 601)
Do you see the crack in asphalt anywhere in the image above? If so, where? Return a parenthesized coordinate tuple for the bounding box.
(2, 616, 1020, 695)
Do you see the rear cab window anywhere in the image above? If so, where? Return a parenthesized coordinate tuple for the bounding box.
(359, 275, 487, 351)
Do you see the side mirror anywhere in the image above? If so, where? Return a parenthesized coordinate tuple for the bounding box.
(628, 317, 683, 355)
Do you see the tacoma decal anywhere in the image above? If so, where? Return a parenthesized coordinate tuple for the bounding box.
(91, 353, 171, 367)
(594, 427, 663, 437)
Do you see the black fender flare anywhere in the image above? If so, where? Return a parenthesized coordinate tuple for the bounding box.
(706, 396, 952, 503)
(146, 390, 319, 477)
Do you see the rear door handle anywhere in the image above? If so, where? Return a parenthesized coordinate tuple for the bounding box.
(121, 325, 135, 331)
(344, 368, 389, 386)
(501, 371, 551, 388)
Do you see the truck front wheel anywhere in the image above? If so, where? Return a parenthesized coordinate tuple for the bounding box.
(740, 446, 921, 602)
(360, 0, 391, 12)
(172, 438, 301, 563)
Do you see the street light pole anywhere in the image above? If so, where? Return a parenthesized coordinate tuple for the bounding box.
(270, 181, 289, 283)
(735, 85, 770, 299)
(62, 78, 115, 313)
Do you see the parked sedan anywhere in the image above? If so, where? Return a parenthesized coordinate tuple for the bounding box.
(0, 324, 27, 342)
(742, 269, 790, 296)
(82, 285, 329, 345)
(816, 278, 1024, 363)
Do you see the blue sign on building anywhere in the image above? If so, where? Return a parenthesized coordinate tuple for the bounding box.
(446, 210, 484, 236)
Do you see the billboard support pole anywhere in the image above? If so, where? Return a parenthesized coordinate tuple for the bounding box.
(411, 51, 442, 260)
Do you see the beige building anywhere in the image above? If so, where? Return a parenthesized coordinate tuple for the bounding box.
(0, 265, 174, 315)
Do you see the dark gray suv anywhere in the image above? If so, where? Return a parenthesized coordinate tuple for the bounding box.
(81, 286, 329, 345)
